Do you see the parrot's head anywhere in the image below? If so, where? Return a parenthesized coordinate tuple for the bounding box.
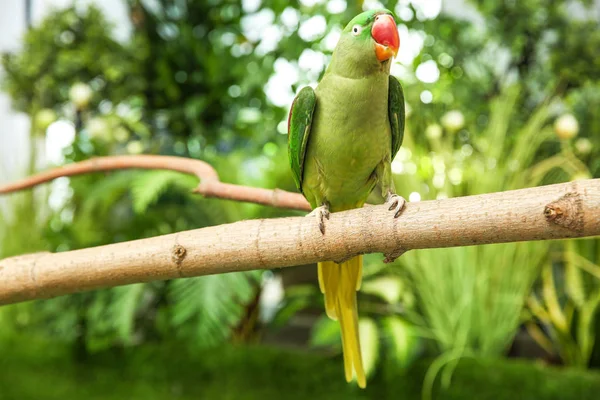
(329, 9, 400, 77)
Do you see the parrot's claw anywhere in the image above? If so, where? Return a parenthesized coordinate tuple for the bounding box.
(385, 193, 406, 218)
(307, 205, 330, 235)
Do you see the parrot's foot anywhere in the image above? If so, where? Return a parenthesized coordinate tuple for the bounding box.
(385, 193, 406, 218)
(383, 193, 407, 263)
(307, 204, 330, 235)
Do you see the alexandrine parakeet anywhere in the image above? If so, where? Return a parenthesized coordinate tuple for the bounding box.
(287, 9, 406, 388)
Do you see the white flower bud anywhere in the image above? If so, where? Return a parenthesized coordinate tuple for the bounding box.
(126, 140, 144, 154)
(86, 117, 109, 140)
(113, 127, 130, 143)
(69, 82, 93, 110)
(574, 138, 592, 155)
(441, 110, 464, 132)
(425, 124, 442, 139)
(554, 114, 579, 140)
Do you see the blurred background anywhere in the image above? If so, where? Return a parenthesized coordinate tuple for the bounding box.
(1, 0, 600, 398)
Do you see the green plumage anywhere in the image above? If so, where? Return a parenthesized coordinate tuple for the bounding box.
(288, 14, 405, 208)
(287, 87, 316, 192)
(388, 75, 406, 158)
(287, 9, 405, 388)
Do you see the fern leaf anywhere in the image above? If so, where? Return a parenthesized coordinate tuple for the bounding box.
(110, 284, 146, 342)
(168, 271, 260, 347)
(131, 170, 198, 214)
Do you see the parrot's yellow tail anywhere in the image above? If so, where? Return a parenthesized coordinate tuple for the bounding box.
(318, 255, 365, 388)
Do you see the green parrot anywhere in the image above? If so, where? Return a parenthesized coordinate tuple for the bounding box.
(287, 9, 405, 388)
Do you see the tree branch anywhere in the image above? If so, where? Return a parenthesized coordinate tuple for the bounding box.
(0, 155, 311, 211)
(1, 179, 599, 305)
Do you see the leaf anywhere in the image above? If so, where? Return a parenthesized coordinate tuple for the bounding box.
(271, 284, 317, 328)
(110, 284, 146, 342)
(382, 316, 420, 369)
(359, 318, 379, 378)
(484, 85, 520, 162)
(83, 284, 147, 350)
(80, 171, 136, 215)
(310, 316, 341, 348)
(168, 271, 260, 348)
(509, 98, 554, 173)
(577, 288, 600, 365)
(565, 245, 586, 308)
(524, 321, 555, 356)
(361, 276, 404, 304)
(569, 251, 600, 280)
(422, 349, 467, 400)
(542, 263, 569, 333)
(130, 170, 198, 214)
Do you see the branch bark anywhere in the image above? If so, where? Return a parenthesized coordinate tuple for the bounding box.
(0, 155, 311, 211)
(1, 179, 599, 306)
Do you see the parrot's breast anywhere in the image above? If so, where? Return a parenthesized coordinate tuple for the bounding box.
(302, 72, 392, 210)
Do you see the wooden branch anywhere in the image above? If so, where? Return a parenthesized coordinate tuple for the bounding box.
(0, 155, 311, 211)
(1, 179, 599, 306)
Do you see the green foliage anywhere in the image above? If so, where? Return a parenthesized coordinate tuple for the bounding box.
(168, 271, 261, 348)
(94, 284, 147, 345)
(401, 244, 545, 356)
(382, 316, 421, 368)
(130, 170, 198, 214)
(0, 192, 48, 258)
(311, 314, 342, 348)
(526, 240, 600, 368)
(0, 192, 51, 341)
(22, 285, 151, 351)
(3, 336, 600, 400)
(1, 5, 143, 117)
(565, 83, 600, 176)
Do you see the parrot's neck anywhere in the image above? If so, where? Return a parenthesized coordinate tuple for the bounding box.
(327, 36, 392, 79)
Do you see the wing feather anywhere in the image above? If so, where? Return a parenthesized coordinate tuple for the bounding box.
(287, 87, 317, 191)
(388, 76, 406, 159)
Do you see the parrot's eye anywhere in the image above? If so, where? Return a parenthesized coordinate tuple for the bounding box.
(351, 25, 362, 36)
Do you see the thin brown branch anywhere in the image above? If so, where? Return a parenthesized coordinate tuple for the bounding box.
(0, 155, 311, 211)
(1, 179, 599, 306)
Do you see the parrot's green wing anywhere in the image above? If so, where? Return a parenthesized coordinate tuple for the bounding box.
(388, 76, 405, 159)
(287, 86, 317, 191)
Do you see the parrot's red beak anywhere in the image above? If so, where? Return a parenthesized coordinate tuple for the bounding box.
(371, 14, 399, 62)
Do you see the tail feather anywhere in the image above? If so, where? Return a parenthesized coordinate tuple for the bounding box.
(318, 255, 366, 388)
(318, 263, 325, 293)
(337, 298, 355, 383)
(355, 259, 363, 290)
(318, 261, 339, 320)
